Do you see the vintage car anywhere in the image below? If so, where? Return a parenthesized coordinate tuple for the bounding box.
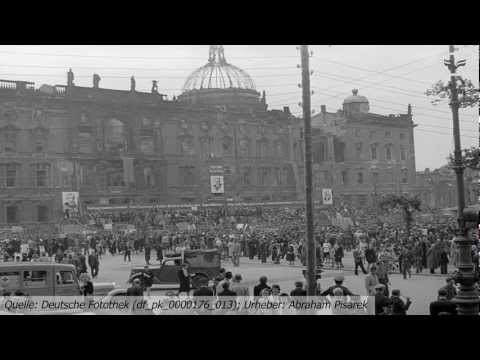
(124, 249, 221, 294)
(0, 262, 116, 297)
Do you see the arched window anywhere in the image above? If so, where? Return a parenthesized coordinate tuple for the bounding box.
(105, 118, 126, 152)
(222, 136, 233, 156)
(179, 135, 194, 156)
(200, 136, 214, 159)
(370, 143, 378, 160)
(4, 130, 17, 153)
(260, 141, 269, 158)
(385, 145, 393, 161)
(32, 163, 50, 187)
(401, 168, 408, 183)
(140, 137, 154, 155)
(355, 142, 362, 160)
(357, 171, 364, 184)
(342, 170, 348, 186)
(4, 163, 19, 188)
(242, 167, 251, 185)
(239, 138, 250, 158)
(144, 167, 155, 188)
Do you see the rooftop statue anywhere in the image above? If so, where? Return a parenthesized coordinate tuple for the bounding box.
(130, 76, 136, 92)
(151, 80, 158, 94)
(67, 68, 74, 87)
(93, 74, 101, 88)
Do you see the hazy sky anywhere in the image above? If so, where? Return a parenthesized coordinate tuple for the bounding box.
(0, 45, 477, 170)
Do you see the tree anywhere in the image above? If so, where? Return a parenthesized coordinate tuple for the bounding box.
(449, 146, 480, 171)
(425, 77, 480, 108)
(379, 194, 422, 237)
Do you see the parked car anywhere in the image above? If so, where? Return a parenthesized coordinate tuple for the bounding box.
(126, 249, 221, 293)
(0, 262, 115, 297)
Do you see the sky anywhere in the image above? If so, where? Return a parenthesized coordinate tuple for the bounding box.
(0, 45, 478, 171)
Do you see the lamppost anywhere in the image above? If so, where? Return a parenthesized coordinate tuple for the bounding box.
(444, 45, 480, 315)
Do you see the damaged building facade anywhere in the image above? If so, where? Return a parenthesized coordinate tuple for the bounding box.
(0, 46, 304, 225)
(311, 90, 417, 207)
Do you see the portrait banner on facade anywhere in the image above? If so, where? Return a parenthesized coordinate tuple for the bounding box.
(210, 175, 224, 194)
(62, 192, 80, 215)
(322, 188, 333, 205)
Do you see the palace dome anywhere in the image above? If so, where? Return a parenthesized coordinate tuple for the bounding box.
(182, 46, 256, 91)
(343, 89, 370, 115)
(343, 89, 369, 104)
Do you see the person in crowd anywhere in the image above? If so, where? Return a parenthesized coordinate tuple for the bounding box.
(353, 246, 367, 275)
(177, 262, 191, 296)
(414, 241, 424, 274)
(440, 277, 457, 301)
(193, 277, 214, 296)
(429, 288, 457, 315)
(232, 240, 241, 267)
(88, 250, 99, 279)
(212, 268, 226, 296)
(333, 242, 344, 269)
(124, 241, 132, 264)
(322, 241, 331, 267)
(365, 265, 379, 296)
(230, 274, 249, 297)
(126, 278, 144, 313)
(321, 275, 357, 296)
(286, 244, 295, 265)
(427, 242, 440, 274)
(216, 271, 233, 295)
(364, 244, 377, 272)
(376, 260, 390, 297)
(79, 273, 94, 298)
(389, 289, 412, 315)
(439, 247, 449, 275)
(254, 276, 271, 297)
(290, 281, 307, 297)
(218, 281, 236, 296)
(401, 246, 414, 279)
(144, 237, 152, 265)
(374, 284, 391, 315)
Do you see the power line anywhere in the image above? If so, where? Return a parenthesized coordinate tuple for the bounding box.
(311, 57, 439, 86)
(0, 50, 299, 60)
(0, 64, 297, 72)
(319, 49, 449, 94)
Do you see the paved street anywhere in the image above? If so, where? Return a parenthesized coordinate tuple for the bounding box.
(94, 251, 449, 315)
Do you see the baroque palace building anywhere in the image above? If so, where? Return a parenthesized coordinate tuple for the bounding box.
(0, 46, 305, 225)
(311, 90, 417, 208)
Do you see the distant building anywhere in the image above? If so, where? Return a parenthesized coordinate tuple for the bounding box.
(0, 46, 304, 225)
(311, 90, 417, 207)
(416, 166, 479, 209)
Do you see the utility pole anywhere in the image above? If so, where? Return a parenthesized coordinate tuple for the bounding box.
(445, 45, 480, 315)
(300, 45, 316, 296)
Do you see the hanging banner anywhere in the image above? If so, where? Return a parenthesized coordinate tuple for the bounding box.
(322, 188, 333, 205)
(210, 175, 224, 194)
(62, 192, 80, 214)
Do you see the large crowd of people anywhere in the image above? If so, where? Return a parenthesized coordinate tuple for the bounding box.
(1, 201, 479, 315)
